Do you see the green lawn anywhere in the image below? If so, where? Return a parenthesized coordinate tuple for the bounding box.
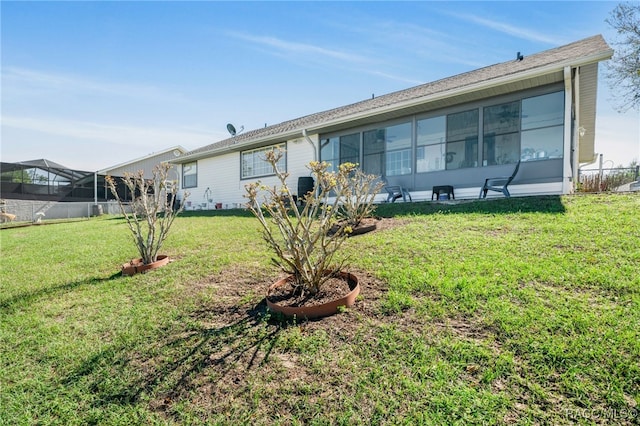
(1, 194, 638, 425)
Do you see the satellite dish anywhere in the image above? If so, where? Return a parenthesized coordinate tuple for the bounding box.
(226, 123, 244, 136)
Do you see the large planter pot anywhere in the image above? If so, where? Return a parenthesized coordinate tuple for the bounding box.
(329, 218, 378, 237)
(121, 254, 170, 276)
(266, 271, 360, 319)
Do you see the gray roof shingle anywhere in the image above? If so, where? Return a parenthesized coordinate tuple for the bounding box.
(182, 35, 611, 159)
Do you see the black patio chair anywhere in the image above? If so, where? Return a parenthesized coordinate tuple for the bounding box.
(479, 161, 521, 198)
(385, 185, 412, 203)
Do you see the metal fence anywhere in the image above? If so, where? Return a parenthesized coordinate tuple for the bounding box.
(577, 165, 639, 192)
(0, 200, 124, 223)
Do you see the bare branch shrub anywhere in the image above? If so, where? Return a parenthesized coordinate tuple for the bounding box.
(106, 163, 188, 265)
(244, 148, 381, 296)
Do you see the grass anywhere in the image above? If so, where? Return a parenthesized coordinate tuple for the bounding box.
(1, 193, 638, 425)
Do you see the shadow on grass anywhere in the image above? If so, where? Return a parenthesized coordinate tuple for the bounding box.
(375, 195, 566, 217)
(180, 208, 255, 218)
(62, 298, 289, 410)
(0, 272, 122, 312)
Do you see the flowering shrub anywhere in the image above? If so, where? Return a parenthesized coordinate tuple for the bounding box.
(245, 148, 381, 296)
(106, 163, 188, 265)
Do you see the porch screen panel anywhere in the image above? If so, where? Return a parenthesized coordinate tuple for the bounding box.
(416, 115, 446, 172)
(363, 129, 385, 176)
(320, 133, 360, 172)
(340, 133, 360, 166)
(521, 91, 564, 161)
(483, 101, 520, 166)
(385, 122, 412, 176)
(446, 109, 478, 169)
(320, 137, 339, 172)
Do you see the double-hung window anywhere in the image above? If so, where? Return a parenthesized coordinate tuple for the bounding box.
(182, 161, 197, 188)
(241, 144, 286, 179)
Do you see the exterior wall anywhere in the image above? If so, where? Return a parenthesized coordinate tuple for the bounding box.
(179, 84, 577, 205)
(179, 138, 316, 210)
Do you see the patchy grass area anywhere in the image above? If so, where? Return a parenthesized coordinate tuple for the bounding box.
(1, 194, 638, 425)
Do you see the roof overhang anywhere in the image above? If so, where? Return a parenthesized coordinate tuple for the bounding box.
(174, 47, 612, 164)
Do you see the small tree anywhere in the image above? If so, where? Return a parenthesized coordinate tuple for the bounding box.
(245, 148, 381, 296)
(605, 2, 640, 112)
(106, 163, 188, 265)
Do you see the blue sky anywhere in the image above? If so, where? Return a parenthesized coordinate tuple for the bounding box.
(2, 1, 638, 171)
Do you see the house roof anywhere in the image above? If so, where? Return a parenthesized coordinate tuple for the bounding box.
(97, 145, 187, 174)
(176, 35, 612, 163)
(0, 159, 94, 182)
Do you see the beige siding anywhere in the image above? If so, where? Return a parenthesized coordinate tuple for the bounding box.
(578, 63, 599, 163)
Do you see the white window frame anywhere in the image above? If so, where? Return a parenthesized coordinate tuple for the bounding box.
(241, 144, 286, 179)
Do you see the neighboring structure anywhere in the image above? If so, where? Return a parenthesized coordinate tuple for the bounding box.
(0, 159, 101, 222)
(0, 146, 187, 222)
(173, 35, 613, 205)
(1, 159, 95, 202)
(96, 146, 187, 203)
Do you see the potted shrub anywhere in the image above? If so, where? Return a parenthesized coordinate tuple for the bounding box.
(333, 167, 384, 235)
(244, 148, 381, 319)
(106, 163, 188, 276)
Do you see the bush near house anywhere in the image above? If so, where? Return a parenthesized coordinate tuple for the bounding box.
(1, 193, 638, 425)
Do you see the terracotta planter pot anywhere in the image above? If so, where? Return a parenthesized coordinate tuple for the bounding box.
(329, 219, 378, 237)
(266, 271, 360, 319)
(121, 254, 170, 276)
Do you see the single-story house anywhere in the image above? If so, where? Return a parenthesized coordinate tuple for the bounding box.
(173, 35, 612, 207)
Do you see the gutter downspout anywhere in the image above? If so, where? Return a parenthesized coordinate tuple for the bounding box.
(94, 172, 98, 204)
(302, 129, 317, 161)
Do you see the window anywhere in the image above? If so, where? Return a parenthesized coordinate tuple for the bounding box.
(483, 101, 520, 165)
(521, 91, 564, 161)
(241, 144, 286, 179)
(182, 161, 197, 188)
(446, 109, 478, 169)
(320, 133, 360, 172)
(416, 115, 446, 172)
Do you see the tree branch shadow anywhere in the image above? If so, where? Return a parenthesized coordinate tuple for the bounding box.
(0, 272, 122, 313)
(61, 297, 291, 411)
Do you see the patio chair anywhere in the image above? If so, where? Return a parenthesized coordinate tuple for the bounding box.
(385, 185, 412, 203)
(479, 161, 521, 198)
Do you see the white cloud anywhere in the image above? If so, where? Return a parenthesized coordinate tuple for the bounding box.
(2, 115, 216, 148)
(2, 67, 185, 102)
(225, 31, 369, 63)
(447, 13, 562, 45)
